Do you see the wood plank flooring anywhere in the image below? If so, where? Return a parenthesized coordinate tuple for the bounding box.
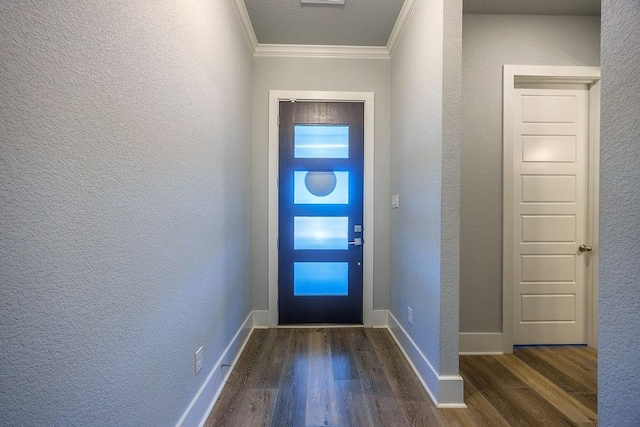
(206, 328, 597, 426)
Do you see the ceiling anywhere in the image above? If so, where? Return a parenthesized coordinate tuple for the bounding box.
(464, 0, 600, 17)
(243, 0, 404, 46)
(243, 0, 601, 47)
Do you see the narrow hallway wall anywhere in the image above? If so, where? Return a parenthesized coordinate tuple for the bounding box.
(389, 0, 462, 403)
(599, 0, 640, 423)
(0, 1, 253, 425)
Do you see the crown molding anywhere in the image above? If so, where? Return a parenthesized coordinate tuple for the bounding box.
(230, 0, 415, 59)
(254, 44, 390, 59)
(231, 0, 258, 53)
(386, 0, 419, 56)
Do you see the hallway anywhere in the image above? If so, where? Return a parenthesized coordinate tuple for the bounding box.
(3, 0, 638, 424)
(207, 328, 597, 426)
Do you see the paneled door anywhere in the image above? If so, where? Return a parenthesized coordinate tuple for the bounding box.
(512, 87, 590, 344)
(278, 101, 364, 324)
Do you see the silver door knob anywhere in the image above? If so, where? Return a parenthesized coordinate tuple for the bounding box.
(578, 244, 592, 252)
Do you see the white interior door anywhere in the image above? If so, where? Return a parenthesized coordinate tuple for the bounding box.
(512, 86, 590, 345)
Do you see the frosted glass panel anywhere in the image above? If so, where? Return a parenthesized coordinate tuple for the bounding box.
(294, 171, 349, 204)
(294, 125, 349, 158)
(294, 217, 348, 250)
(294, 262, 348, 296)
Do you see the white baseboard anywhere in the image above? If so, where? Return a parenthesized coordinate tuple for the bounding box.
(371, 309, 389, 327)
(176, 312, 254, 427)
(459, 332, 504, 355)
(254, 309, 388, 328)
(252, 310, 270, 328)
(387, 313, 466, 408)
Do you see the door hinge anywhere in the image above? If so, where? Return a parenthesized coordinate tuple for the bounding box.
(277, 238, 279, 250)
(277, 115, 280, 126)
(276, 176, 279, 188)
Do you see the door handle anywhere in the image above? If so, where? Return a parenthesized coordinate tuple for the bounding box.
(348, 238, 363, 246)
(578, 244, 592, 252)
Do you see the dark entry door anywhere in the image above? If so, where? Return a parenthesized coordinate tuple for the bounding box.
(278, 101, 364, 324)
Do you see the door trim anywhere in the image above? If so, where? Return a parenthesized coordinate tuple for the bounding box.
(502, 65, 600, 353)
(268, 90, 375, 327)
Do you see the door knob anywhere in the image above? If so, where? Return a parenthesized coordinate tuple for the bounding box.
(348, 238, 363, 246)
(578, 244, 592, 252)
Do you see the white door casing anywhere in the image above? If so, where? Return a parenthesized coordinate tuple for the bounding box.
(503, 65, 600, 352)
(267, 91, 375, 327)
(513, 87, 588, 345)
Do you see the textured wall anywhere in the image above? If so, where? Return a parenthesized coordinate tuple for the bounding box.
(251, 56, 391, 310)
(0, 1, 252, 426)
(599, 0, 640, 424)
(460, 15, 601, 332)
(390, 0, 461, 376)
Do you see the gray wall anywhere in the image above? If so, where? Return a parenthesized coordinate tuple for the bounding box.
(461, 14, 601, 332)
(390, 0, 461, 376)
(0, 1, 253, 425)
(251, 56, 391, 310)
(599, 0, 640, 423)
(441, 0, 463, 370)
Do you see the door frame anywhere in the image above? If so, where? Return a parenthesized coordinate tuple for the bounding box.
(268, 90, 375, 327)
(502, 65, 601, 352)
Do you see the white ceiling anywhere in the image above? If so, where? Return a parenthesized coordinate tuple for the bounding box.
(243, 0, 601, 47)
(243, 0, 404, 46)
(464, 0, 600, 16)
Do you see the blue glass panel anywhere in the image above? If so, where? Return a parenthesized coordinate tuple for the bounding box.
(294, 125, 349, 158)
(294, 217, 348, 250)
(294, 171, 349, 204)
(294, 262, 348, 296)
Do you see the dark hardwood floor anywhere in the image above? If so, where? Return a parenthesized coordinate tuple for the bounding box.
(206, 328, 597, 426)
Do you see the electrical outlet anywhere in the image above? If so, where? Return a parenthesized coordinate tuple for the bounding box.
(195, 346, 203, 375)
(408, 307, 413, 325)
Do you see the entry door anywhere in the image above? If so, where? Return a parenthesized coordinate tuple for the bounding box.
(512, 87, 590, 344)
(278, 101, 364, 324)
